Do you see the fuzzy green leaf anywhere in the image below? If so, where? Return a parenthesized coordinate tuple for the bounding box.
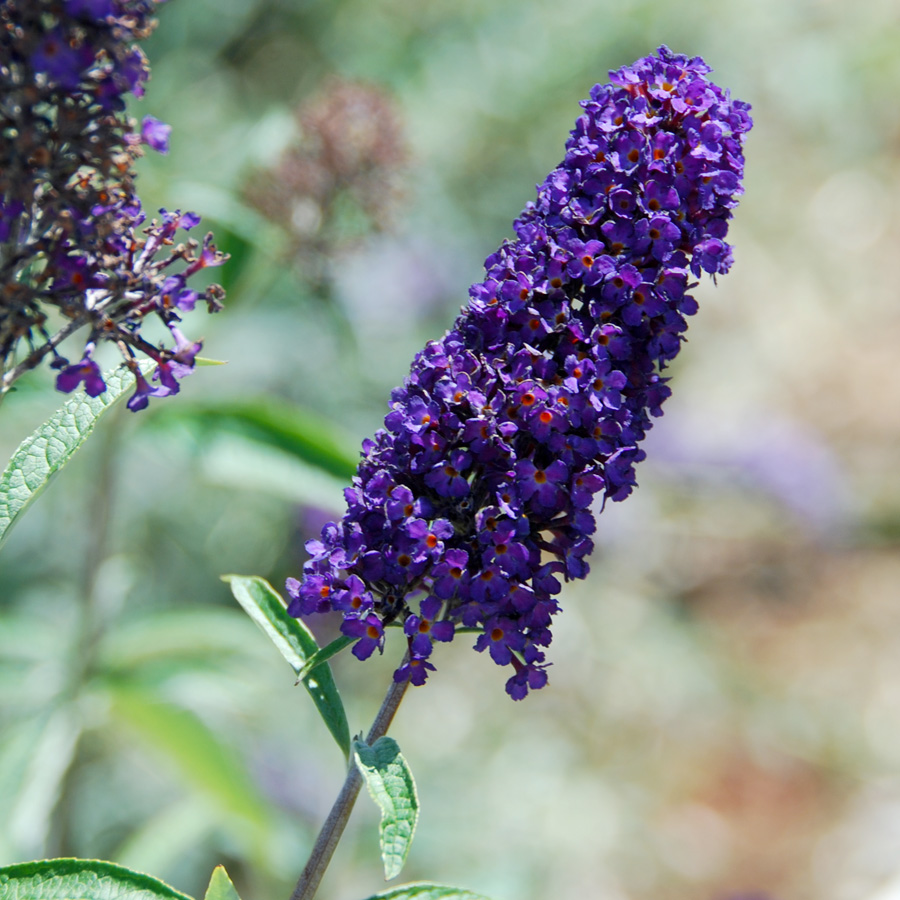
(0, 858, 194, 900)
(353, 737, 419, 881)
(0, 360, 153, 551)
(222, 574, 350, 758)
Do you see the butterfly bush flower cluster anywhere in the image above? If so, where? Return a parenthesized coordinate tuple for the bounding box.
(246, 79, 407, 253)
(0, 0, 226, 409)
(288, 47, 752, 699)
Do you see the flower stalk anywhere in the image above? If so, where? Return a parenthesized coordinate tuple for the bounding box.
(290, 664, 411, 900)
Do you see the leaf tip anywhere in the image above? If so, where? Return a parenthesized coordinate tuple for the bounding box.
(204, 864, 241, 900)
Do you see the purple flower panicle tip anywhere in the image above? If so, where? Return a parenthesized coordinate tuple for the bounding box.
(287, 47, 752, 698)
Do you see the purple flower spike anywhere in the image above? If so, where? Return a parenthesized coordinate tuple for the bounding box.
(0, 1, 227, 404)
(287, 46, 751, 698)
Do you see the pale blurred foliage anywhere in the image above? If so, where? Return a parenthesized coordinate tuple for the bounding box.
(2, 1, 900, 899)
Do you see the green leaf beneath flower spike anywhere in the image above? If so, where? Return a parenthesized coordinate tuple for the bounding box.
(174, 398, 359, 481)
(353, 736, 419, 881)
(222, 574, 350, 759)
(358, 883, 492, 900)
(0, 858, 194, 900)
(0, 360, 153, 552)
(203, 866, 241, 900)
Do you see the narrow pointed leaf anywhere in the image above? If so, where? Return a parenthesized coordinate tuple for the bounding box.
(295, 635, 355, 684)
(7, 707, 82, 857)
(222, 574, 350, 758)
(104, 682, 271, 829)
(203, 867, 241, 900)
(0, 858, 194, 900)
(359, 886, 493, 900)
(172, 398, 358, 480)
(353, 737, 419, 881)
(0, 360, 153, 551)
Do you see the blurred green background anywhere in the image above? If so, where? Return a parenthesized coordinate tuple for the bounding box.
(3, 1, 900, 899)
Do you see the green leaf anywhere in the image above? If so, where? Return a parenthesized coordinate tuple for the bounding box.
(175, 398, 358, 481)
(358, 883, 493, 900)
(6, 707, 82, 857)
(295, 635, 355, 683)
(113, 797, 215, 876)
(222, 574, 350, 758)
(201, 433, 347, 510)
(103, 682, 271, 831)
(0, 360, 153, 552)
(203, 867, 241, 900)
(0, 858, 194, 900)
(98, 608, 270, 671)
(353, 737, 419, 881)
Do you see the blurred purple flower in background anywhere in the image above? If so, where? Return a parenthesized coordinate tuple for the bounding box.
(643, 412, 856, 538)
(0, 0, 226, 409)
(288, 46, 752, 697)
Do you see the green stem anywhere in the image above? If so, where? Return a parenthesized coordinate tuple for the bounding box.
(49, 405, 124, 856)
(72, 401, 124, 685)
(290, 665, 411, 900)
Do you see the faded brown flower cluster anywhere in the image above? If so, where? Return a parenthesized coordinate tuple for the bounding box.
(245, 78, 407, 286)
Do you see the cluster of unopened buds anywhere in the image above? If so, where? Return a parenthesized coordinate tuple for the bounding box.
(0, 0, 226, 409)
(288, 47, 752, 698)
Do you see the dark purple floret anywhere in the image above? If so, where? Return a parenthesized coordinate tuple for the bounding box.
(55, 346, 106, 397)
(141, 115, 171, 153)
(287, 46, 751, 698)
